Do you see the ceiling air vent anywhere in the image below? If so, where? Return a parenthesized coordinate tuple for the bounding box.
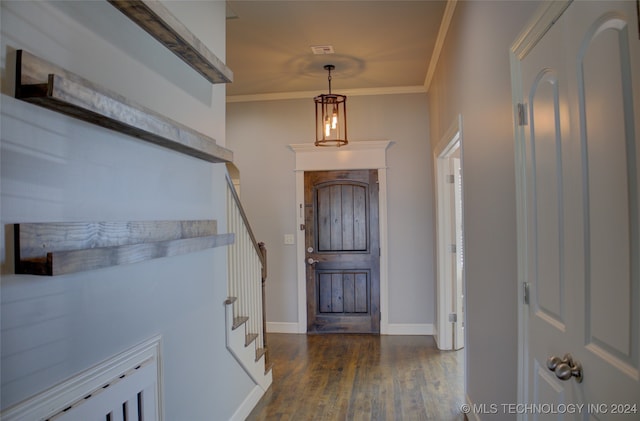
(311, 45, 335, 55)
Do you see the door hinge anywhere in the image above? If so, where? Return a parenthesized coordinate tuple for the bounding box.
(523, 282, 530, 305)
(449, 313, 458, 323)
(300, 224, 305, 231)
(446, 174, 455, 184)
(517, 103, 528, 126)
(449, 244, 456, 253)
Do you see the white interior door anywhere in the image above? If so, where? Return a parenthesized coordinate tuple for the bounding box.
(452, 153, 465, 350)
(514, 0, 639, 418)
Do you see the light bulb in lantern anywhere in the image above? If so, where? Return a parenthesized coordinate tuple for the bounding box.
(324, 114, 331, 137)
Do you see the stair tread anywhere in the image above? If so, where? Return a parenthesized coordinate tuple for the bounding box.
(256, 347, 267, 362)
(245, 332, 258, 346)
(264, 361, 274, 375)
(232, 316, 249, 330)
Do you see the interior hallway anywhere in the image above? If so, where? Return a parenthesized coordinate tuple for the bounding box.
(246, 333, 465, 420)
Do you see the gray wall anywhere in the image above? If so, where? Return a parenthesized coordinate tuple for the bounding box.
(227, 93, 435, 329)
(428, 0, 539, 416)
(0, 1, 254, 419)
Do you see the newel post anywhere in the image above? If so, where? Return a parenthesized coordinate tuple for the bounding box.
(259, 242, 269, 367)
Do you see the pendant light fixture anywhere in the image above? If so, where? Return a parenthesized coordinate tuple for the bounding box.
(314, 64, 348, 147)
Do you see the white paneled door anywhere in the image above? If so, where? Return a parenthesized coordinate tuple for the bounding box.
(513, 1, 639, 419)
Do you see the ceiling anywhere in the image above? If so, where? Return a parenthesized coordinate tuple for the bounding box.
(225, 0, 450, 101)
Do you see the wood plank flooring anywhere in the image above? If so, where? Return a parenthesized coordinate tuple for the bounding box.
(247, 334, 465, 420)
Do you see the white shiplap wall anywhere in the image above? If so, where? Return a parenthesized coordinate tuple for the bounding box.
(0, 1, 252, 419)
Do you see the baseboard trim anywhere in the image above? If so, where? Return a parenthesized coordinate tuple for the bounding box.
(465, 394, 481, 421)
(267, 322, 434, 335)
(266, 322, 300, 333)
(386, 323, 434, 335)
(229, 384, 266, 421)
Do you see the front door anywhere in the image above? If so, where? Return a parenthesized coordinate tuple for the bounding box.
(514, 0, 639, 416)
(304, 170, 380, 333)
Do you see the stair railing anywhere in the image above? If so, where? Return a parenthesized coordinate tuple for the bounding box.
(225, 172, 268, 365)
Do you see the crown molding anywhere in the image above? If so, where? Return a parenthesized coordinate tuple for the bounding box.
(226, 85, 427, 103)
(424, 0, 458, 92)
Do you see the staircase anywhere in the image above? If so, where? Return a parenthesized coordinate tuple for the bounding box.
(224, 296, 272, 391)
(224, 172, 272, 395)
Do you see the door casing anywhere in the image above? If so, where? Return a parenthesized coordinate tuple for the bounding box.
(434, 114, 465, 351)
(289, 141, 392, 334)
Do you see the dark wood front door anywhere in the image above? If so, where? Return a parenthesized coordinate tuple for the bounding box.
(305, 170, 380, 333)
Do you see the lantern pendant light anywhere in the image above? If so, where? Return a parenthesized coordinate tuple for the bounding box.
(314, 64, 348, 147)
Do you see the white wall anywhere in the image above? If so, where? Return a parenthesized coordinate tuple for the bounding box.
(0, 1, 253, 419)
(227, 93, 435, 329)
(428, 0, 539, 416)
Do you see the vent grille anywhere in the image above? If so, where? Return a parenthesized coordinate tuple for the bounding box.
(311, 45, 335, 55)
(0, 336, 162, 421)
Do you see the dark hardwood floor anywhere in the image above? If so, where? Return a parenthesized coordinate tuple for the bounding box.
(247, 333, 465, 420)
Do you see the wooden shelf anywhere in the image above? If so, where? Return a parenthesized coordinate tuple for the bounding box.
(108, 0, 233, 84)
(15, 50, 233, 163)
(14, 220, 234, 276)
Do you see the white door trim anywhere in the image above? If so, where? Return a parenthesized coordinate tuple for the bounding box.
(434, 115, 463, 350)
(289, 140, 393, 334)
(509, 0, 572, 415)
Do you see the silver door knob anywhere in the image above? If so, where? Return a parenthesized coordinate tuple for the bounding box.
(307, 257, 318, 265)
(547, 353, 583, 383)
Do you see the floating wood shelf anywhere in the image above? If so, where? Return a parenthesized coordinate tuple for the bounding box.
(14, 220, 234, 276)
(15, 50, 233, 163)
(108, 0, 233, 84)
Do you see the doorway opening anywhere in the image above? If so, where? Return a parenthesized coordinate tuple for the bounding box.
(434, 115, 465, 351)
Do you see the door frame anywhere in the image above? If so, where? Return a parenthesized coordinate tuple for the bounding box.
(434, 115, 464, 350)
(509, 0, 572, 414)
(289, 140, 393, 334)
